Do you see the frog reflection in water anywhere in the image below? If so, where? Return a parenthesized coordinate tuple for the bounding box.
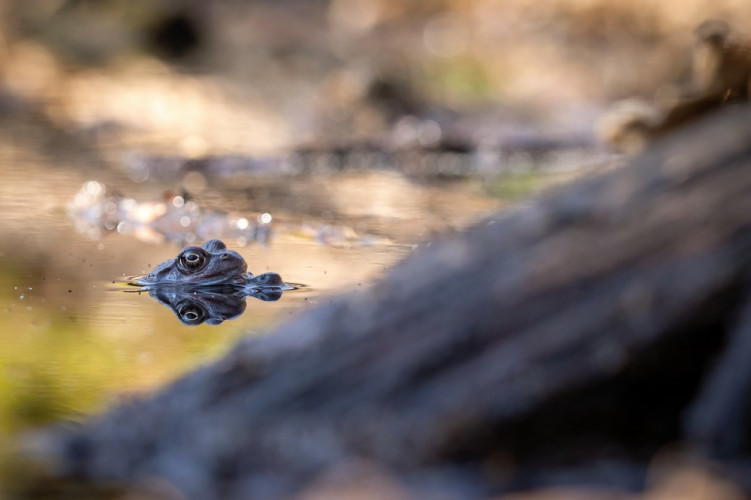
(130, 239, 293, 325)
(149, 284, 283, 326)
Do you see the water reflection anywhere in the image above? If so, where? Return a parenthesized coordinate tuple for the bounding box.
(125, 282, 296, 326)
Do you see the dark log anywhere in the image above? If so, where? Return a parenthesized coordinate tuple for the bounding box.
(14, 104, 751, 499)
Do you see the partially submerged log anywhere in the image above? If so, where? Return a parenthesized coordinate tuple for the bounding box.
(15, 105, 751, 499)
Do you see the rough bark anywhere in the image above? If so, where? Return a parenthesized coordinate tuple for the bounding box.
(14, 105, 751, 499)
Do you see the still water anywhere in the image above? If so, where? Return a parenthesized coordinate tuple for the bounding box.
(0, 131, 504, 436)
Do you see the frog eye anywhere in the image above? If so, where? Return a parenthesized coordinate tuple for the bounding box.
(178, 248, 208, 273)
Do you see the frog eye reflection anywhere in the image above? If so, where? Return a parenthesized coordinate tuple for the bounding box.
(178, 249, 207, 272)
(177, 304, 207, 325)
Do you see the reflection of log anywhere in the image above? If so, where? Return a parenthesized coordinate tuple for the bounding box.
(19, 105, 751, 499)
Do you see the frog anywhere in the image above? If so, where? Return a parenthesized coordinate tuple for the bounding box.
(136, 239, 250, 286)
(129, 240, 295, 324)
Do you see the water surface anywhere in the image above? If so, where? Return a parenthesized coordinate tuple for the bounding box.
(0, 129, 503, 435)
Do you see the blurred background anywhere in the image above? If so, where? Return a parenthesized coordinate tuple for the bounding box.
(0, 0, 749, 477)
(3, 0, 751, 151)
